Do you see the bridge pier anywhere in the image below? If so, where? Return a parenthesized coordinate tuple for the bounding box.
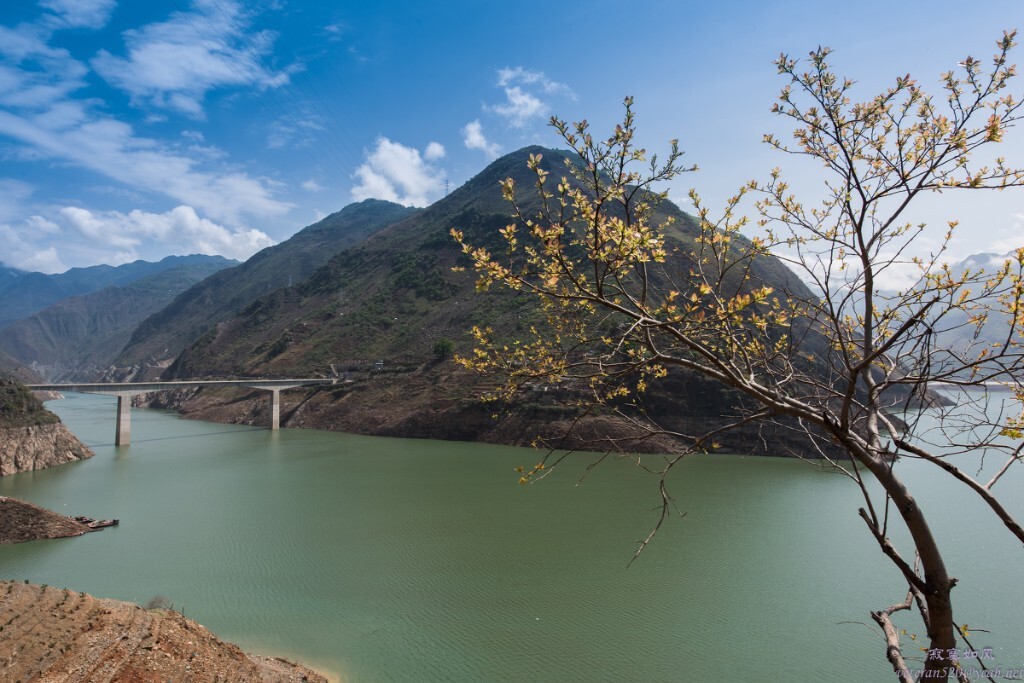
(115, 393, 132, 446)
(269, 389, 280, 430)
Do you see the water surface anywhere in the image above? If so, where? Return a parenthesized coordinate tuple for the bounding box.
(1, 393, 1021, 681)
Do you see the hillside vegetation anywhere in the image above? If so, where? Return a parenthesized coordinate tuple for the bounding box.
(0, 378, 59, 429)
(114, 199, 418, 377)
(155, 147, 826, 455)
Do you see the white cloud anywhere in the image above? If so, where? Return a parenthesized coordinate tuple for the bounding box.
(323, 23, 347, 42)
(351, 138, 445, 207)
(0, 22, 292, 227)
(0, 224, 66, 273)
(424, 141, 445, 161)
(0, 109, 292, 225)
(91, 0, 290, 118)
(486, 67, 574, 129)
(39, 0, 116, 30)
(0, 21, 292, 227)
(462, 119, 501, 159)
(59, 205, 274, 261)
(267, 110, 324, 149)
(992, 215, 1024, 254)
(302, 179, 322, 192)
(496, 67, 574, 97)
(0, 201, 275, 272)
(488, 86, 545, 129)
(0, 26, 89, 112)
(25, 214, 60, 234)
(0, 178, 35, 222)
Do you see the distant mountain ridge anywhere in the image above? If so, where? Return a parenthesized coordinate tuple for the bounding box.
(0, 254, 237, 327)
(929, 250, 1021, 357)
(0, 259, 236, 381)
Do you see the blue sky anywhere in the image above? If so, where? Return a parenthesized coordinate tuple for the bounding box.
(1, 0, 1022, 279)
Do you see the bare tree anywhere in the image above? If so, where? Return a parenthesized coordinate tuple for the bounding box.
(453, 32, 1024, 682)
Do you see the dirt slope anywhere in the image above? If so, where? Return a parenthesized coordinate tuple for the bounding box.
(0, 497, 91, 544)
(0, 581, 329, 682)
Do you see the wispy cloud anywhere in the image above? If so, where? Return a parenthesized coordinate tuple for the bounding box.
(0, 111, 292, 225)
(91, 0, 290, 118)
(0, 25, 89, 111)
(351, 137, 445, 207)
(486, 67, 574, 129)
(993, 215, 1024, 254)
(0, 178, 35, 223)
(0, 9, 292, 227)
(267, 109, 325, 149)
(462, 119, 501, 159)
(496, 67, 574, 97)
(39, 0, 116, 31)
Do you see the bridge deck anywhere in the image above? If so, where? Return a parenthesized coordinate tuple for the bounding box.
(27, 379, 334, 394)
(28, 379, 334, 445)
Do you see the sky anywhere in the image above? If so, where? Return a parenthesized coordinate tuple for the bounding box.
(1, 0, 1023, 282)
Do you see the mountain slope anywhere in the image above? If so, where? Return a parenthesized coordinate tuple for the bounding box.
(0, 348, 39, 383)
(156, 146, 824, 455)
(0, 255, 236, 327)
(113, 199, 418, 376)
(0, 581, 328, 681)
(0, 258, 235, 381)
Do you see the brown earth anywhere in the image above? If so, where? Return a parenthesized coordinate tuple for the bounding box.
(0, 497, 93, 544)
(141, 365, 688, 454)
(0, 581, 330, 683)
(139, 363, 828, 458)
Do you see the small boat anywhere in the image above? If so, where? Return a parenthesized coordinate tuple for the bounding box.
(86, 519, 119, 530)
(71, 515, 120, 531)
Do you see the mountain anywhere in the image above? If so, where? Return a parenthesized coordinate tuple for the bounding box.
(0, 259, 236, 381)
(0, 265, 25, 283)
(0, 255, 238, 328)
(929, 251, 1020, 359)
(0, 347, 40, 383)
(112, 199, 418, 378)
(153, 146, 822, 455)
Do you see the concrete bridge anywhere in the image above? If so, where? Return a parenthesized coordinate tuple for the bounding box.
(27, 379, 334, 446)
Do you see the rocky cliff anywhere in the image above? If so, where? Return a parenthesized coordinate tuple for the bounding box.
(0, 378, 92, 475)
(0, 422, 94, 476)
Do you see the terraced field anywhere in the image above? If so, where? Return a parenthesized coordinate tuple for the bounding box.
(0, 581, 327, 682)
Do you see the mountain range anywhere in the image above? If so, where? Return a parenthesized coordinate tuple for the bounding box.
(6, 146, 1009, 454)
(0, 255, 238, 327)
(0, 258, 235, 382)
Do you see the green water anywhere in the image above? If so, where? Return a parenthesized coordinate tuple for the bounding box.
(1, 393, 1021, 681)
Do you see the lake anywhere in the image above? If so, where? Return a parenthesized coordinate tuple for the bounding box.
(1, 392, 1021, 681)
